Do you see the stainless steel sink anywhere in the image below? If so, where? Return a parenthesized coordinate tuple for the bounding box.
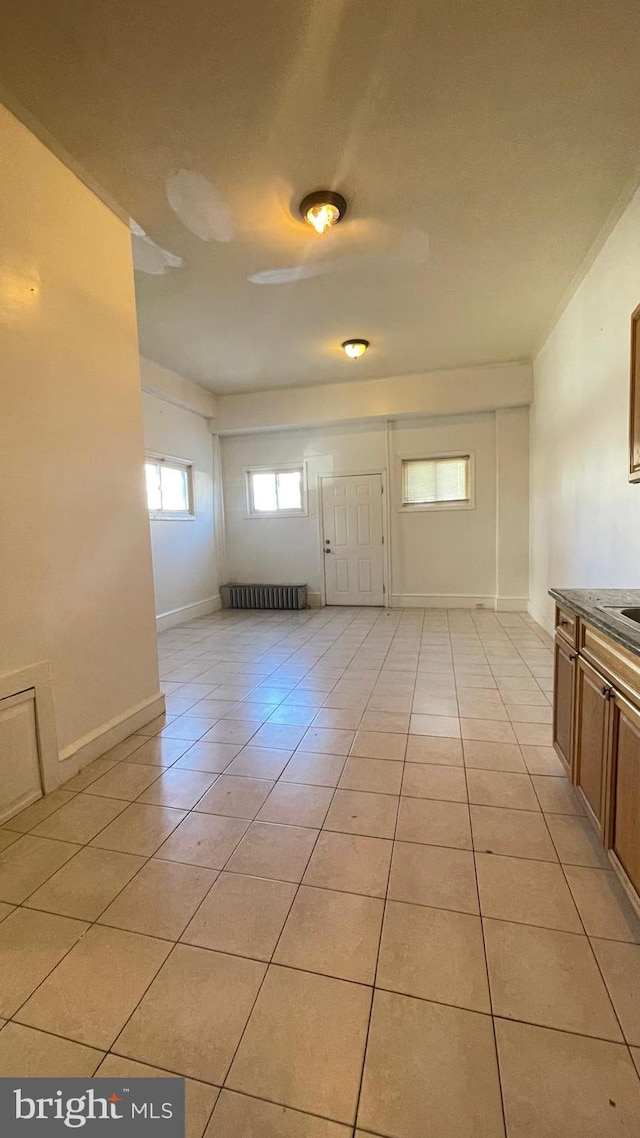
(598, 606, 640, 629)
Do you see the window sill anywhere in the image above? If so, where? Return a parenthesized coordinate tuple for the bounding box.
(245, 511, 308, 520)
(399, 501, 474, 513)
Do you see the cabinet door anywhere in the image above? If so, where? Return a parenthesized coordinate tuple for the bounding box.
(0, 689, 42, 824)
(573, 657, 611, 829)
(553, 634, 576, 774)
(610, 694, 640, 894)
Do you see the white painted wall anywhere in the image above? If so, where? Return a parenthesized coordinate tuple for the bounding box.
(142, 390, 220, 626)
(496, 407, 530, 605)
(0, 104, 161, 775)
(216, 361, 532, 434)
(221, 410, 529, 609)
(390, 416, 497, 605)
(222, 424, 384, 606)
(530, 186, 640, 630)
(140, 356, 218, 420)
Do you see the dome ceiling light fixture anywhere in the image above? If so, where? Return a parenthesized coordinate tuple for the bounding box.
(299, 190, 348, 235)
(342, 339, 369, 360)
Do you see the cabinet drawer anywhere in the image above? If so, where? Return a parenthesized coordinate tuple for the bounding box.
(580, 622, 640, 708)
(555, 604, 577, 646)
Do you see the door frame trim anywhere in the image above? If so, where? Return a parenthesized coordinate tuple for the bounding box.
(318, 469, 389, 608)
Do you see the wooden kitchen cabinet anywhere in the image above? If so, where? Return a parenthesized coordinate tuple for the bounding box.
(555, 603, 577, 646)
(552, 601, 640, 914)
(609, 692, 640, 897)
(573, 655, 611, 832)
(553, 634, 576, 773)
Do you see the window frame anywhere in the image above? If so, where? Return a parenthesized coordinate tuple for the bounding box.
(245, 464, 308, 519)
(145, 452, 195, 520)
(398, 451, 475, 513)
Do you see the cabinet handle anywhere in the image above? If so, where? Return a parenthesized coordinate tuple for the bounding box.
(559, 618, 569, 627)
(569, 652, 578, 661)
(601, 685, 614, 700)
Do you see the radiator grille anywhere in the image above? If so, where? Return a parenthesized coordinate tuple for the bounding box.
(220, 584, 308, 610)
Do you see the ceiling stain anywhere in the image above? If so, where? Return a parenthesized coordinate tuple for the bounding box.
(130, 220, 184, 275)
(2, 1, 640, 391)
(249, 227, 430, 285)
(166, 169, 234, 243)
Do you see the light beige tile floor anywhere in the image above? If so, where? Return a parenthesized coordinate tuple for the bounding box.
(1, 606, 639, 1135)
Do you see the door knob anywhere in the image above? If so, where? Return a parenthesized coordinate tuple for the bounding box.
(324, 548, 332, 554)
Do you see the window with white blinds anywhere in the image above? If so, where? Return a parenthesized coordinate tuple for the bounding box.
(401, 455, 471, 508)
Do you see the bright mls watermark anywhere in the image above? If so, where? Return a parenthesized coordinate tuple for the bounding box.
(0, 1079, 185, 1136)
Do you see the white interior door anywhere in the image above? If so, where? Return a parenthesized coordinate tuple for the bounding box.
(321, 473, 385, 606)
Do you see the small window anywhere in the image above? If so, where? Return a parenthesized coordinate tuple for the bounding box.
(246, 466, 306, 517)
(401, 455, 471, 510)
(145, 455, 194, 518)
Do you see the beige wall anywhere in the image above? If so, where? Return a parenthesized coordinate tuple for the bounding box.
(0, 104, 161, 772)
(530, 186, 640, 630)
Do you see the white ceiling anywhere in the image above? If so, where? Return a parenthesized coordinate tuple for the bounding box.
(2, 0, 640, 393)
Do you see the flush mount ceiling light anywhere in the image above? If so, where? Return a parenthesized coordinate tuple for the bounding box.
(299, 190, 347, 235)
(342, 339, 369, 359)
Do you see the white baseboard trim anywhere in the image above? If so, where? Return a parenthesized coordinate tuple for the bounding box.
(496, 596, 529, 612)
(58, 691, 166, 782)
(391, 594, 497, 610)
(527, 599, 554, 635)
(156, 595, 221, 631)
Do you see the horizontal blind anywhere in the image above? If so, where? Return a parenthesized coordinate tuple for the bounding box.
(402, 456, 470, 505)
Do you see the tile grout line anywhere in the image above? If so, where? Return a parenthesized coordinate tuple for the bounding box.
(350, 607, 423, 1133)
(542, 799, 640, 1075)
(459, 614, 510, 1138)
(77, 610, 387, 1107)
(470, 616, 640, 1084)
(189, 608, 400, 1106)
(4, 608, 639, 1125)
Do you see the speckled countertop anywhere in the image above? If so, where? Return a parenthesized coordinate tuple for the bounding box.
(549, 588, 640, 657)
